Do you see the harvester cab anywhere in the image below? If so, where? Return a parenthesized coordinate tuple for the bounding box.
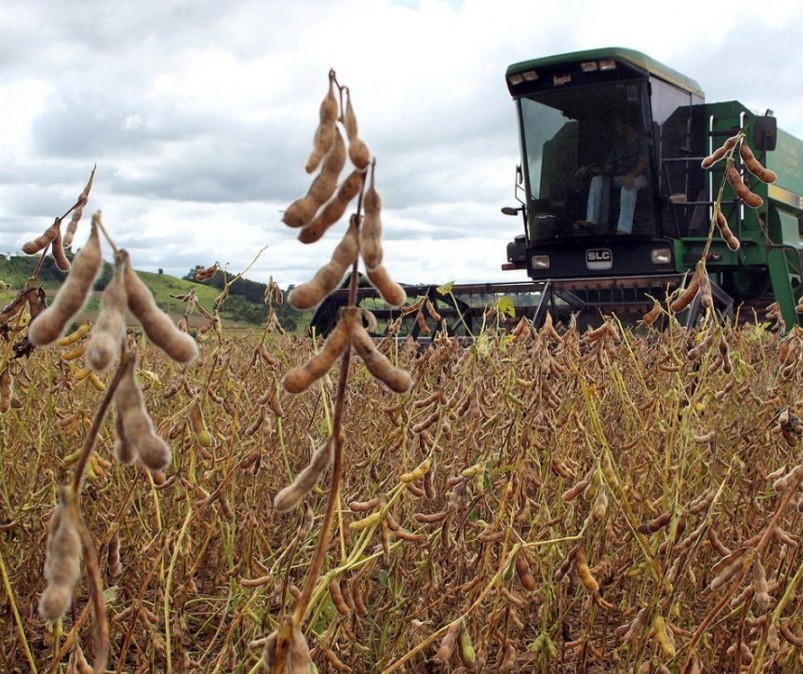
(503, 47, 803, 329)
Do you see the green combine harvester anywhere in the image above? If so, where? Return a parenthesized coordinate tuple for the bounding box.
(502, 47, 803, 329)
(311, 47, 803, 336)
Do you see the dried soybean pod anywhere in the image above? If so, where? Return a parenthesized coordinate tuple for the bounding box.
(323, 648, 351, 673)
(39, 495, 82, 621)
(499, 642, 517, 672)
(415, 310, 431, 337)
(561, 475, 590, 502)
(189, 400, 214, 448)
(414, 510, 448, 524)
(122, 250, 199, 364)
(349, 497, 380, 512)
(425, 297, 442, 322)
(282, 195, 319, 229)
(318, 73, 339, 124)
(113, 402, 136, 465)
(194, 263, 218, 281)
(305, 76, 339, 174)
(342, 88, 358, 140)
(342, 88, 371, 170)
(701, 133, 741, 168)
(641, 299, 662, 326)
(620, 606, 650, 643)
(39, 576, 77, 624)
(669, 267, 701, 314)
(436, 620, 462, 664)
(63, 165, 96, 248)
(313, 127, 347, 202)
(298, 169, 366, 244)
(62, 214, 82, 252)
(0, 366, 12, 413)
(727, 163, 764, 208)
(283, 128, 348, 230)
(22, 218, 60, 255)
(305, 116, 336, 176)
(772, 464, 803, 492)
(719, 337, 733, 374)
(262, 625, 311, 674)
(328, 577, 350, 616)
(351, 578, 369, 616)
(740, 142, 777, 183)
(217, 492, 234, 519)
(273, 437, 334, 512)
(574, 543, 599, 594)
(715, 210, 741, 251)
(360, 171, 384, 270)
(115, 357, 172, 471)
(638, 510, 673, 535)
(710, 549, 750, 591)
(366, 264, 407, 308)
(283, 318, 350, 394)
(422, 461, 436, 498)
(262, 631, 286, 672)
(515, 549, 537, 591)
(86, 252, 127, 374)
(288, 222, 359, 310)
(266, 388, 284, 417)
(71, 644, 93, 674)
(51, 224, 71, 272)
(288, 627, 313, 674)
(28, 219, 102, 346)
(752, 558, 770, 612)
(107, 529, 123, 577)
(345, 307, 413, 393)
(244, 406, 265, 437)
(348, 138, 371, 172)
(1, 286, 41, 325)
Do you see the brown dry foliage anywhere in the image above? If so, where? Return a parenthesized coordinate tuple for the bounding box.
(2, 317, 802, 672)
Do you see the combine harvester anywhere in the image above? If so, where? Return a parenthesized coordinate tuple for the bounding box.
(311, 47, 803, 335)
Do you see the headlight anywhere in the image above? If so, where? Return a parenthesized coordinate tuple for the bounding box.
(651, 248, 672, 264)
(532, 255, 550, 269)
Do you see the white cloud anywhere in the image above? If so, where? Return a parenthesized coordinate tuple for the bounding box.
(0, 80, 53, 156)
(1, 0, 802, 292)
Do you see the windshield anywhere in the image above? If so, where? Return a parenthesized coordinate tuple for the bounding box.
(519, 81, 655, 241)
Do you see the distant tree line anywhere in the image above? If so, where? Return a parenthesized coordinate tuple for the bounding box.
(184, 265, 299, 329)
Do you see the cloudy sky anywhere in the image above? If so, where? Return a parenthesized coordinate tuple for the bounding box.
(2, 0, 802, 289)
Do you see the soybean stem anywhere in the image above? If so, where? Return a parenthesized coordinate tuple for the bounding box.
(290, 254, 360, 630)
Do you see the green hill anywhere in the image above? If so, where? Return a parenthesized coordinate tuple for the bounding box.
(0, 254, 299, 330)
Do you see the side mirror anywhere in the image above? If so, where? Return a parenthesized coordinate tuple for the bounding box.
(753, 114, 777, 152)
(501, 207, 520, 216)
